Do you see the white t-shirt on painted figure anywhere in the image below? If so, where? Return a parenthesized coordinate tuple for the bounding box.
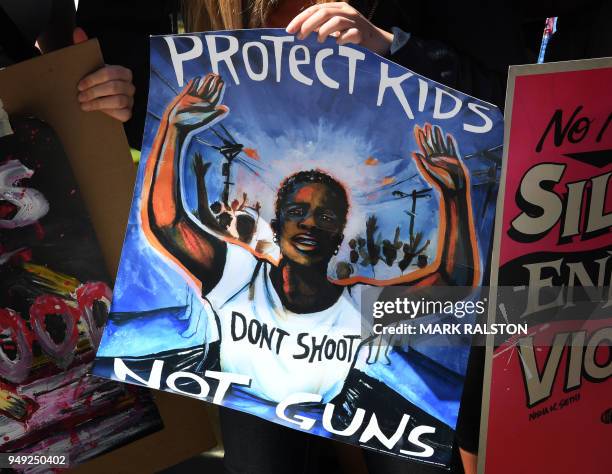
(206, 243, 366, 403)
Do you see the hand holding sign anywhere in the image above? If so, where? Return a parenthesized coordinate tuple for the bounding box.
(286, 2, 393, 55)
(74, 28, 136, 123)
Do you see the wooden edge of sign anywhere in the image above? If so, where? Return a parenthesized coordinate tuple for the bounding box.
(476, 63, 518, 474)
(0, 41, 217, 471)
(508, 56, 612, 77)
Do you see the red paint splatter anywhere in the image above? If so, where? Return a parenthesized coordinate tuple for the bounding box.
(0, 308, 35, 348)
(76, 282, 112, 309)
(293, 185, 316, 202)
(243, 147, 260, 160)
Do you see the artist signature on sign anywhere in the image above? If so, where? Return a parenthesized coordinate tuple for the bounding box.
(527, 392, 581, 421)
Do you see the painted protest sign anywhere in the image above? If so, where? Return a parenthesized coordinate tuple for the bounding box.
(0, 115, 162, 468)
(480, 58, 612, 473)
(93, 29, 503, 467)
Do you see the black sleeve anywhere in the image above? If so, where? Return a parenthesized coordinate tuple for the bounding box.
(388, 34, 510, 110)
(383, 1, 528, 110)
(0, 6, 40, 64)
(76, 0, 178, 148)
(37, 0, 75, 53)
(454, 345, 485, 454)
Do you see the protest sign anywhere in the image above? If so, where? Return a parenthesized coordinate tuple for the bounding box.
(94, 29, 504, 467)
(480, 58, 612, 474)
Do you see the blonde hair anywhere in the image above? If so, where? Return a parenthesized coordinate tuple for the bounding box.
(182, 0, 341, 32)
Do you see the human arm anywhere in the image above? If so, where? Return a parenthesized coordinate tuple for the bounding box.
(387, 32, 509, 110)
(141, 74, 229, 293)
(383, 124, 479, 287)
(410, 124, 480, 287)
(382, 0, 526, 109)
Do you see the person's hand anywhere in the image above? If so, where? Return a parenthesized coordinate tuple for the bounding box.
(169, 74, 228, 132)
(286, 2, 393, 55)
(412, 124, 468, 194)
(73, 28, 136, 122)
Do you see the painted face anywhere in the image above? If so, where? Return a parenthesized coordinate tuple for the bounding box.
(277, 182, 346, 267)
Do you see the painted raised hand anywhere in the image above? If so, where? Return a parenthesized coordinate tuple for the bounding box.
(412, 124, 468, 194)
(169, 74, 228, 132)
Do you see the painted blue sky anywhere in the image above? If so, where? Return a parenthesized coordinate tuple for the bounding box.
(111, 28, 503, 317)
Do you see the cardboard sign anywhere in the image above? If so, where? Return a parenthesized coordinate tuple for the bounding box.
(480, 58, 612, 473)
(0, 41, 215, 472)
(93, 29, 504, 467)
(0, 114, 163, 466)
